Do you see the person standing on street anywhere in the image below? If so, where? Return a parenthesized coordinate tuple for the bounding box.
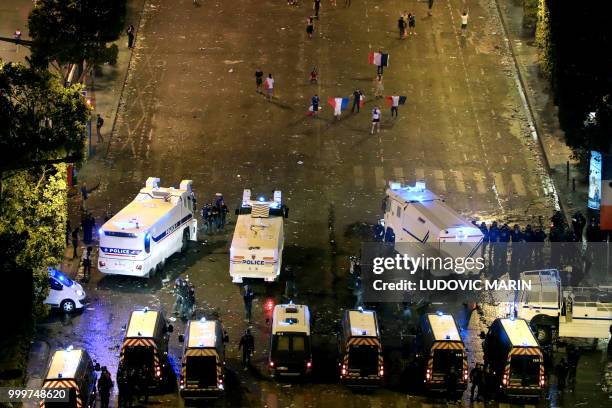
(428, 0, 434, 16)
(370, 106, 381, 134)
(137, 364, 151, 403)
(219, 200, 229, 229)
(408, 13, 416, 35)
(239, 329, 255, 369)
(314, 0, 321, 18)
(82, 246, 92, 282)
(311, 94, 320, 117)
(66, 220, 71, 246)
(127, 25, 135, 48)
(173, 277, 185, 315)
(97, 366, 113, 408)
(351, 89, 362, 113)
(264, 74, 274, 100)
(555, 358, 568, 392)
(80, 182, 89, 211)
(306, 16, 314, 39)
(374, 75, 384, 99)
(96, 114, 104, 143)
(460, 10, 469, 35)
(255, 68, 264, 93)
(398, 14, 406, 39)
(469, 363, 483, 401)
(345, 0, 351, 7)
(243, 285, 255, 322)
(71, 227, 79, 259)
(310, 67, 318, 84)
(390, 96, 399, 118)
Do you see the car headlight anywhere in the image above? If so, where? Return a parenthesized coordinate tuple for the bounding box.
(76, 290, 84, 297)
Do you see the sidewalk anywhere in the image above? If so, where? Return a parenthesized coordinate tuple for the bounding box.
(495, 0, 587, 222)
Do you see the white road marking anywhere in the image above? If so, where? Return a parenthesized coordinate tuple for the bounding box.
(434, 169, 447, 192)
(492, 172, 507, 195)
(453, 170, 466, 193)
(374, 166, 385, 188)
(512, 174, 527, 196)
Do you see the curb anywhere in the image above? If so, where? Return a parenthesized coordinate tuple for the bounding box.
(104, 0, 150, 158)
(492, 0, 569, 223)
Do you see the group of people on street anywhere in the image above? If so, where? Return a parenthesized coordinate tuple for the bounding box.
(398, 11, 416, 39)
(173, 276, 196, 319)
(200, 193, 229, 234)
(117, 364, 153, 407)
(255, 69, 275, 99)
(555, 344, 581, 393)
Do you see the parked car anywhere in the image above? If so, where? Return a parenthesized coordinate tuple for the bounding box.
(44, 267, 86, 313)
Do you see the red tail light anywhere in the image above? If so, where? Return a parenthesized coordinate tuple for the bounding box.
(425, 368, 431, 381)
(155, 368, 161, 378)
(269, 360, 275, 368)
(341, 364, 347, 376)
(502, 373, 508, 386)
(379, 367, 384, 377)
(264, 299, 275, 312)
(540, 375, 545, 387)
(463, 369, 468, 381)
(306, 361, 312, 369)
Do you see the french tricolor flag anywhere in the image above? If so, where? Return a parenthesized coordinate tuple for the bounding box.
(386, 96, 407, 106)
(328, 97, 350, 116)
(368, 52, 389, 67)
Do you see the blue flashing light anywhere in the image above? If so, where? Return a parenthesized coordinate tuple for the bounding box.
(358, 306, 364, 312)
(258, 196, 265, 202)
(200, 317, 207, 322)
(509, 316, 515, 321)
(436, 311, 444, 316)
(98, 228, 104, 236)
(446, 335, 451, 340)
(66, 345, 74, 352)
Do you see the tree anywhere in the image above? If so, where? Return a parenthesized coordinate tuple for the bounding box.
(28, 0, 126, 74)
(0, 62, 90, 173)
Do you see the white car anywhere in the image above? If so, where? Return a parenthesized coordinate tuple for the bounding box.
(44, 268, 87, 313)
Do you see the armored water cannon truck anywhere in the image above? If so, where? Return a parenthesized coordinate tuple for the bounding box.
(382, 181, 484, 276)
(98, 177, 198, 278)
(229, 189, 288, 283)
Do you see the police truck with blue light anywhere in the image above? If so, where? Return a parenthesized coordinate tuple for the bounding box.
(98, 177, 197, 278)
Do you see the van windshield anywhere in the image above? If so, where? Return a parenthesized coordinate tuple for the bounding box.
(348, 344, 378, 375)
(271, 333, 310, 360)
(185, 355, 217, 387)
(122, 346, 154, 370)
(509, 354, 541, 386)
(432, 348, 464, 376)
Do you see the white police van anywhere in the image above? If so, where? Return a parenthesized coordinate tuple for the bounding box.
(229, 189, 288, 283)
(98, 177, 198, 278)
(44, 267, 87, 313)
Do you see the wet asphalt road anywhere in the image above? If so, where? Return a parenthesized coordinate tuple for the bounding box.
(27, 0, 611, 407)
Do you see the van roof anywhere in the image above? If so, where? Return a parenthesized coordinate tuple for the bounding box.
(427, 313, 461, 341)
(102, 179, 191, 234)
(272, 304, 310, 335)
(126, 309, 160, 338)
(500, 318, 539, 347)
(231, 214, 283, 251)
(46, 349, 84, 380)
(386, 182, 482, 238)
(187, 320, 218, 348)
(347, 310, 379, 338)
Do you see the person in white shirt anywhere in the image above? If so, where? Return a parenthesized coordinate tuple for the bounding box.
(265, 74, 274, 100)
(370, 106, 381, 134)
(460, 10, 469, 35)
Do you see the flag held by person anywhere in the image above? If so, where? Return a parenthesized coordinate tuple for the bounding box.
(328, 97, 350, 116)
(368, 52, 389, 67)
(386, 96, 407, 107)
(360, 94, 366, 108)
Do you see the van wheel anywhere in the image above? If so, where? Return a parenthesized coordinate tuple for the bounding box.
(61, 300, 76, 314)
(181, 229, 189, 253)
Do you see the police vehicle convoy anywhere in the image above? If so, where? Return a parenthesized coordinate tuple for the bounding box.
(338, 308, 384, 388)
(44, 267, 87, 313)
(413, 312, 468, 393)
(179, 318, 227, 399)
(382, 181, 484, 276)
(514, 269, 612, 344)
(229, 189, 288, 283)
(98, 177, 197, 278)
(269, 303, 312, 378)
(482, 318, 545, 399)
(41, 346, 100, 408)
(118, 308, 174, 390)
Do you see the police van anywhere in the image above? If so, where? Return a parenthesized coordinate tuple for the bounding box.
(413, 313, 468, 392)
(269, 303, 312, 377)
(118, 308, 173, 390)
(179, 318, 226, 399)
(483, 318, 545, 399)
(338, 308, 384, 388)
(382, 181, 483, 275)
(98, 177, 197, 278)
(44, 267, 87, 313)
(229, 189, 288, 283)
(41, 347, 99, 408)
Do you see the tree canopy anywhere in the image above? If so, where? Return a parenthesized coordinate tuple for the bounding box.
(28, 0, 126, 69)
(0, 62, 90, 172)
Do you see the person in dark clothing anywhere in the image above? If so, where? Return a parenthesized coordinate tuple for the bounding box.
(243, 285, 255, 322)
(71, 227, 79, 259)
(428, 0, 434, 16)
(572, 211, 586, 242)
(66, 220, 71, 246)
(97, 366, 113, 408)
(311, 94, 320, 117)
(255, 68, 264, 92)
(96, 114, 105, 143)
(314, 0, 320, 18)
(478, 221, 489, 258)
(509, 224, 523, 279)
(351, 89, 362, 113)
(117, 367, 129, 407)
(210, 205, 219, 234)
(306, 16, 314, 39)
(555, 358, 568, 392)
(239, 329, 255, 368)
(398, 14, 406, 39)
(445, 365, 459, 402)
(566, 345, 580, 391)
(219, 201, 229, 229)
(469, 363, 483, 401)
(488, 221, 499, 269)
(497, 224, 511, 274)
(127, 25, 135, 48)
